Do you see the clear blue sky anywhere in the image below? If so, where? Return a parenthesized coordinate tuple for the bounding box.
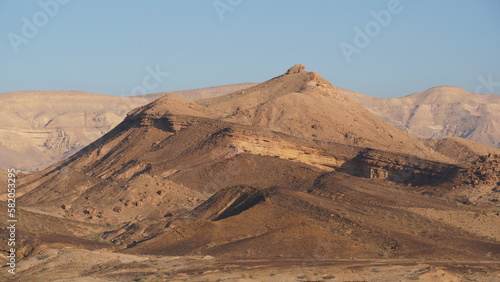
(1, 0, 499, 97)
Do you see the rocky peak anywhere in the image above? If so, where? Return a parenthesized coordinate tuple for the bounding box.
(285, 64, 306, 74)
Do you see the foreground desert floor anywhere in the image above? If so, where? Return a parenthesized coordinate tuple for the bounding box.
(3, 247, 498, 281)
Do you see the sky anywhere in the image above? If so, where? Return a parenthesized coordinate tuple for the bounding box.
(1, 0, 499, 98)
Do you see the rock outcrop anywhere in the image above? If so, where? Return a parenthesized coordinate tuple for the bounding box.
(285, 64, 306, 74)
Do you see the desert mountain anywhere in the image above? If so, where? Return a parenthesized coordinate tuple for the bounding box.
(343, 86, 500, 148)
(0, 84, 253, 172)
(199, 65, 458, 163)
(0, 66, 500, 281)
(2, 80, 498, 176)
(3, 66, 498, 271)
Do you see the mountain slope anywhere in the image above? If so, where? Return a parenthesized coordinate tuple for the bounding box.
(142, 82, 257, 100)
(14, 94, 335, 224)
(427, 137, 500, 163)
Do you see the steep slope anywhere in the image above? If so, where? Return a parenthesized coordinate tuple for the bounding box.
(15, 95, 222, 223)
(344, 86, 500, 148)
(13, 94, 331, 224)
(199, 65, 453, 163)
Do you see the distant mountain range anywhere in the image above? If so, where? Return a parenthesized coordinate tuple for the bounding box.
(342, 85, 500, 148)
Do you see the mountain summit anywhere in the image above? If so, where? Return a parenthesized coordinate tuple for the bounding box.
(285, 64, 306, 74)
(200, 65, 452, 162)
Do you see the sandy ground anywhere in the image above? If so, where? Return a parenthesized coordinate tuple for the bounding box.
(3, 247, 498, 281)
